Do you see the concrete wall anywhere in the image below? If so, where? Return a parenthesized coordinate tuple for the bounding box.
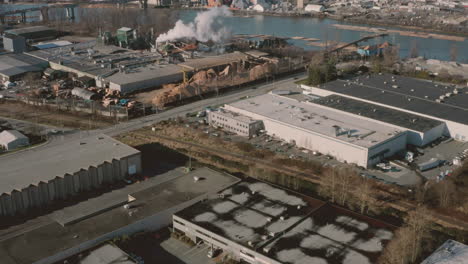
(367, 132, 407, 167)
(0, 153, 141, 216)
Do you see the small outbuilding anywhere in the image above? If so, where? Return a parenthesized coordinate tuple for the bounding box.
(0, 130, 29, 151)
(305, 4, 325, 12)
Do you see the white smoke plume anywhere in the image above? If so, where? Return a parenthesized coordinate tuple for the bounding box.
(156, 6, 232, 43)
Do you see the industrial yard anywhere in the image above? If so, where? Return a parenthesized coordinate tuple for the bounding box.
(1, 3, 468, 264)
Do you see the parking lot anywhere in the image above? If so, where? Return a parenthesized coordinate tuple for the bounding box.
(159, 238, 217, 264)
(415, 139, 468, 180)
(183, 110, 468, 186)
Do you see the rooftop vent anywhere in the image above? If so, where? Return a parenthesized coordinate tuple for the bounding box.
(410, 89, 414, 92)
(79, 142, 86, 145)
(297, 205, 302, 210)
(424, 95, 428, 99)
(193, 176, 200, 182)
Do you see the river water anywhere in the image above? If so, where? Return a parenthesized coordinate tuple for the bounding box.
(1, 4, 467, 62)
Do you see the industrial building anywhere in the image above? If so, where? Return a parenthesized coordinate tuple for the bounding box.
(2, 34, 26, 53)
(0, 130, 29, 151)
(0, 53, 48, 81)
(224, 93, 407, 168)
(421, 239, 468, 264)
(79, 243, 137, 264)
(208, 108, 263, 137)
(179, 51, 248, 72)
(173, 179, 395, 264)
(4, 26, 58, 42)
(304, 74, 468, 142)
(0, 134, 141, 216)
(26, 41, 185, 94)
(312, 95, 445, 146)
(0, 167, 239, 264)
(105, 63, 183, 93)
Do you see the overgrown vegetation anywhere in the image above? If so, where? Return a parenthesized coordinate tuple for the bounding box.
(307, 57, 337, 85)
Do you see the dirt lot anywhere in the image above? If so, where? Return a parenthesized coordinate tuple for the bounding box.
(0, 100, 113, 129)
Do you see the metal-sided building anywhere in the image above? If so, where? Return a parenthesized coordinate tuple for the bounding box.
(0, 53, 48, 82)
(105, 63, 183, 94)
(0, 130, 29, 151)
(303, 74, 468, 142)
(208, 108, 263, 137)
(224, 93, 407, 168)
(0, 134, 141, 216)
(5, 26, 58, 42)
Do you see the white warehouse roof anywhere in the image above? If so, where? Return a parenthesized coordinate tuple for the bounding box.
(225, 93, 403, 149)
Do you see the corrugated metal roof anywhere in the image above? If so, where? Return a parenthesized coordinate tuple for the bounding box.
(0, 134, 140, 195)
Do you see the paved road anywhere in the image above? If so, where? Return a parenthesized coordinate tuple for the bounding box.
(42, 73, 305, 145)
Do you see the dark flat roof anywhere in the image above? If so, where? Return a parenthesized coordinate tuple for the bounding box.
(176, 179, 326, 248)
(321, 74, 468, 125)
(313, 95, 443, 132)
(176, 179, 396, 264)
(0, 167, 239, 264)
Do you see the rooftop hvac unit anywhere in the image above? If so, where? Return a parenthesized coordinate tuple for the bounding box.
(261, 235, 268, 241)
(248, 241, 254, 247)
(392, 85, 398, 88)
(410, 89, 414, 92)
(297, 205, 302, 210)
(193, 176, 200, 182)
(263, 247, 271, 253)
(445, 93, 452, 97)
(424, 95, 428, 99)
(269, 232, 276, 237)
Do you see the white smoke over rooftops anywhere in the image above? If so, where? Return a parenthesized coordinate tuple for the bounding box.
(156, 6, 232, 43)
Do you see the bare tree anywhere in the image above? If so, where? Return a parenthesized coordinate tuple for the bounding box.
(378, 206, 431, 264)
(356, 176, 373, 214)
(434, 180, 456, 207)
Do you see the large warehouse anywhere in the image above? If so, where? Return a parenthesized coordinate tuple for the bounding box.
(173, 179, 395, 264)
(224, 93, 407, 168)
(303, 74, 468, 142)
(0, 134, 141, 216)
(311, 95, 445, 146)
